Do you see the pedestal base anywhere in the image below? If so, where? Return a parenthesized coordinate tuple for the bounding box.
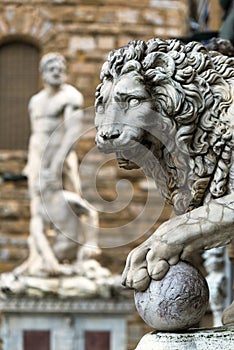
(135, 326, 234, 350)
(0, 296, 134, 350)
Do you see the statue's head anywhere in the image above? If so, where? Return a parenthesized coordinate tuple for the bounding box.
(95, 38, 233, 214)
(40, 52, 67, 87)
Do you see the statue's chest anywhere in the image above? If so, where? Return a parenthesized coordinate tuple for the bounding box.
(44, 93, 68, 117)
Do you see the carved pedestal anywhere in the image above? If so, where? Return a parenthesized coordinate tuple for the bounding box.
(135, 326, 234, 350)
(0, 296, 134, 350)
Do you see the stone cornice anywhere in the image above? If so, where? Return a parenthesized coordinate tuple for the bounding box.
(0, 296, 134, 315)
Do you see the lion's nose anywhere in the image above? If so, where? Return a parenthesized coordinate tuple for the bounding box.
(100, 130, 121, 141)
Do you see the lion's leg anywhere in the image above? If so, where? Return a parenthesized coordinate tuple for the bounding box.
(122, 194, 234, 292)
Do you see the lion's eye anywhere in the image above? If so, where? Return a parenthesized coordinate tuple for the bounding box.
(96, 104, 105, 114)
(128, 98, 140, 108)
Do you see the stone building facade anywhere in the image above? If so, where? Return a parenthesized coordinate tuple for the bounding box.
(0, 0, 189, 106)
(0, 0, 213, 349)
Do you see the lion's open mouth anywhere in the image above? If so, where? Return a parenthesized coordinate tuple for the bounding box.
(115, 134, 157, 170)
(96, 128, 162, 171)
(116, 156, 140, 170)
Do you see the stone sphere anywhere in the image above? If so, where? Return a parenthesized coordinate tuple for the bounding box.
(134, 261, 209, 331)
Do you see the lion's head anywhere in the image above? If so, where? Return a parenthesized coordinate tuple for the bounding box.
(95, 38, 234, 215)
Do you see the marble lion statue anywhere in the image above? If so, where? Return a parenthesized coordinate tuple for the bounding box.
(95, 38, 234, 324)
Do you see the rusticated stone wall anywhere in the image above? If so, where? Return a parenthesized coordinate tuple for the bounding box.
(0, 1, 189, 349)
(0, 151, 29, 271)
(0, 0, 189, 106)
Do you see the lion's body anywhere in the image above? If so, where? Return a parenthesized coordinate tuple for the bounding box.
(95, 38, 234, 323)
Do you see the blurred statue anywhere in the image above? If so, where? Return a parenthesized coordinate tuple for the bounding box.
(219, 0, 234, 45)
(95, 38, 234, 325)
(203, 247, 227, 327)
(19, 52, 101, 277)
(0, 53, 120, 298)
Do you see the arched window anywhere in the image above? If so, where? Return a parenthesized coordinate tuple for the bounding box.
(0, 41, 40, 150)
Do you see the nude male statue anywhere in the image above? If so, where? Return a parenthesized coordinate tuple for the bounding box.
(25, 52, 82, 195)
(20, 53, 100, 277)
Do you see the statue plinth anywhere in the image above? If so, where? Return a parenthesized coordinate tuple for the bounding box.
(135, 326, 234, 350)
(0, 295, 134, 350)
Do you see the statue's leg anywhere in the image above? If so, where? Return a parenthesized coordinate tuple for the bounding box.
(222, 301, 234, 325)
(222, 242, 234, 325)
(76, 205, 101, 261)
(30, 212, 61, 275)
(13, 236, 41, 275)
(63, 151, 82, 194)
(52, 221, 81, 262)
(62, 191, 101, 262)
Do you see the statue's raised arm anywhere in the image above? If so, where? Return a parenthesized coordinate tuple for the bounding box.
(95, 38, 234, 324)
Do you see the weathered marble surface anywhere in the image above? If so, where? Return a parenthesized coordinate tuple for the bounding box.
(135, 326, 234, 350)
(134, 261, 209, 331)
(95, 37, 234, 325)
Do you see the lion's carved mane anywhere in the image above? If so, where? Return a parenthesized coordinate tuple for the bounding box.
(95, 38, 234, 215)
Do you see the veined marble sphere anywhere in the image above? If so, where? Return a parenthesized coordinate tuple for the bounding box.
(134, 261, 209, 331)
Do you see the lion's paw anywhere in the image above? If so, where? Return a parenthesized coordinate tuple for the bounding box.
(121, 239, 182, 292)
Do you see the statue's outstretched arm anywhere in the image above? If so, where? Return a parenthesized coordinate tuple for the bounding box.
(122, 193, 234, 292)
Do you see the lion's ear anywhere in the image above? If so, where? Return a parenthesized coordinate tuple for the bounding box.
(143, 52, 175, 76)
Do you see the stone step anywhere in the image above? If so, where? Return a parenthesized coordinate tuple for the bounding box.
(135, 326, 234, 350)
